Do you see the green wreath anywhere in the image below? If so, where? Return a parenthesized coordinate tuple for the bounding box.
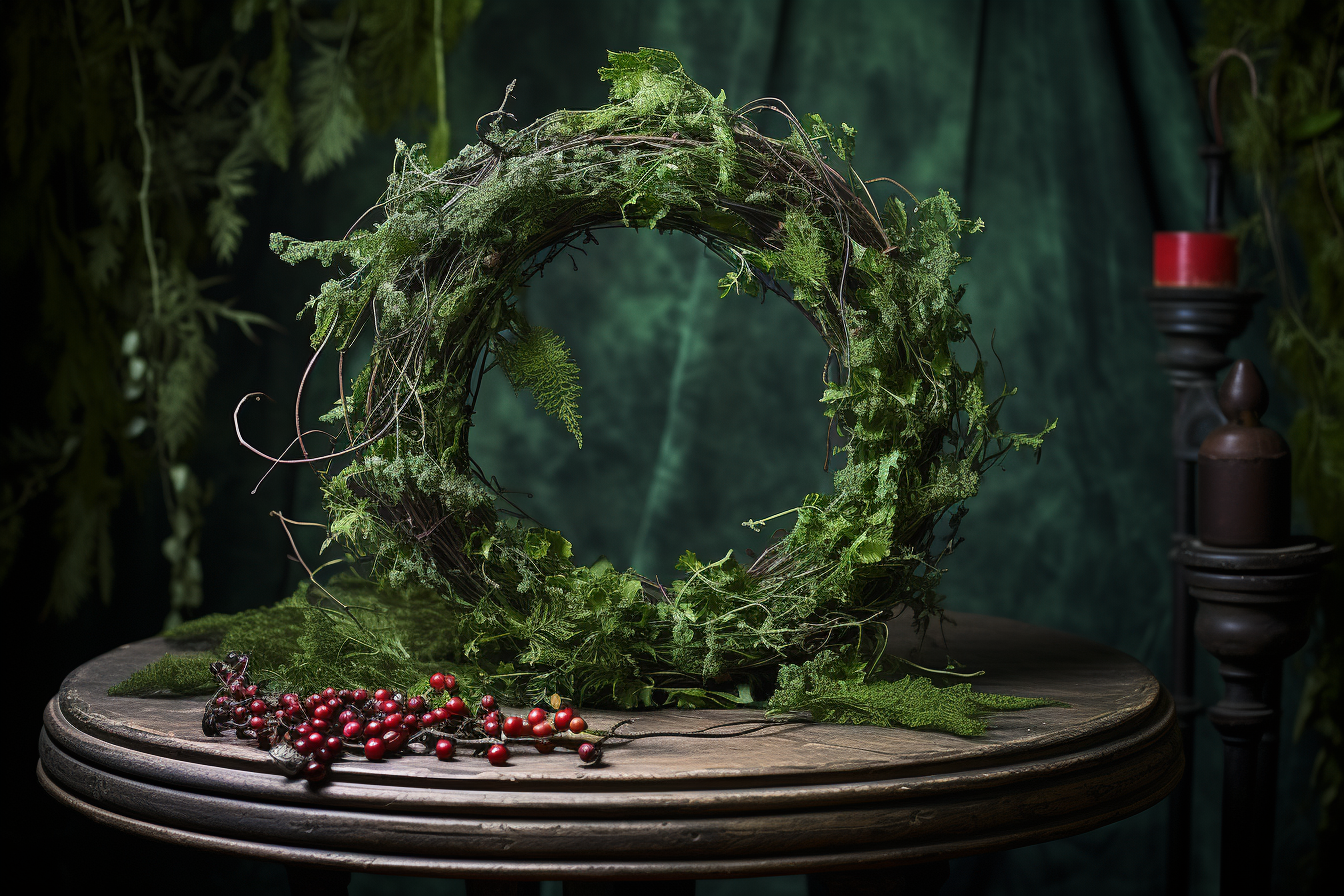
(153, 49, 1054, 732)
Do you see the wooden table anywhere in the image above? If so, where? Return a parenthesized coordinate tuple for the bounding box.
(37, 613, 1180, 892)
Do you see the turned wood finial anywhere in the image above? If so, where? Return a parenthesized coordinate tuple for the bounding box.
(1198, 360, 1291, 547)
(1217, 359, 1269, 425)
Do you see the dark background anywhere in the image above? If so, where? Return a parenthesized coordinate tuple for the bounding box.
(24, 2, 1323, 893)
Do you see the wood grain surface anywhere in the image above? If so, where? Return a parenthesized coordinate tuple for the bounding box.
(38, 612, 1181, 879)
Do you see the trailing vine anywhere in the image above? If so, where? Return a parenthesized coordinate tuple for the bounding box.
(2, 0, 480, 625)
(170, 48, 1055, 725)
(1197, 0, 1344, 881)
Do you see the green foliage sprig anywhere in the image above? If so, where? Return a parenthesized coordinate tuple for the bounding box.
(2, 0, 479, 624)
(231, 49, 1054, 723)
(1198, 0, 1344, 874)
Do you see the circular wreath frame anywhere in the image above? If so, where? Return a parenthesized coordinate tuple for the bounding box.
(253, 49, 1047, 709)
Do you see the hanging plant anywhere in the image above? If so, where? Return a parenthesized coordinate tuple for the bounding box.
(2, 0, 480, 625)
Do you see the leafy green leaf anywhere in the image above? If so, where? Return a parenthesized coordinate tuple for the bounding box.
(296, 46, 366, 182)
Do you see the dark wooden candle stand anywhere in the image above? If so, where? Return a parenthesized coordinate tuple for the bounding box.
(1144, 285, 1260, 895)
(1181, 538, 1333, 896)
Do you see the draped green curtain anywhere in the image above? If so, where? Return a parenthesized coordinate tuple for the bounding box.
(31, 2, 1322, 893)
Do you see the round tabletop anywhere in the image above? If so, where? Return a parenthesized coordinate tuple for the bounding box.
(38, 612, 1180, 880)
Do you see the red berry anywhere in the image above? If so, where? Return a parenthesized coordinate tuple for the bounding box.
(326, 697, 342, 710)
(232, 706, 247, 722)
(383, 713, 403, 729)
(214, 696, 227, 706)
(483, 719, 501, 738)
(342, 721, 363, 739)
(338, 710, 358, 725)
(326, 736, 343, 753)
(577, 742, 600, 764)
(380, 700, 400, 713)
(294, 737, 315, 756)
(532, 721, 555, 738)
(281, 693, 300, 706)
(435, 739, 455, 760)
(407, 696, 425, 712)
(302, 760, 328, 782)
(446, 697, 466, 716)
(502, 716, 526, 738)
(568, 717, 587, 734)
(364, 737, 386, 761)
(526, 707, 548, 726)
(313, 704, 332, 720)
(430, 673, 447, 691)
(250, 699, 268, 715)
(316, 746, 334, 763)
(432, 707, 450, 722)
(295, 723, 313, 737)
(480, 694, 497, 711)
(311, 719, 330, 733)
(383, 729, 403, 750)
(245, 684, 259, 698)
(374, 689, 390, 701)
(421, 713, 436, 727)
(248, 715, 265, 730)
(322, 688, 337, 700)
(351, 689, 368, 703)
(307, 732, 324, 749)
(364, 720, 383, 737)
(487, 744, 509, 766)
(554, 708, 573, 731)
(443, 674, 456, 691)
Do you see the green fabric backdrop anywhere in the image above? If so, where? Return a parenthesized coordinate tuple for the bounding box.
(32, 2, 1322, 894)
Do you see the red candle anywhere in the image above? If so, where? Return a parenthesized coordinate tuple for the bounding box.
(1153, 232, 1238, 288)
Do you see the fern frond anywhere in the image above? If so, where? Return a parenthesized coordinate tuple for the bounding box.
(296, 46, 365, 182)
(498, 327, 584, 448)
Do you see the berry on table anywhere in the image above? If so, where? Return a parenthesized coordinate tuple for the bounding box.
(435, 739, 455, 760)
(577, 742, 601, 764)
(364, 737, 386, 761)
(487, 744, 509, 766)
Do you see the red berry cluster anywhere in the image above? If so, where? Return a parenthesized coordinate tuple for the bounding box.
(202, 653, 603, 783)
